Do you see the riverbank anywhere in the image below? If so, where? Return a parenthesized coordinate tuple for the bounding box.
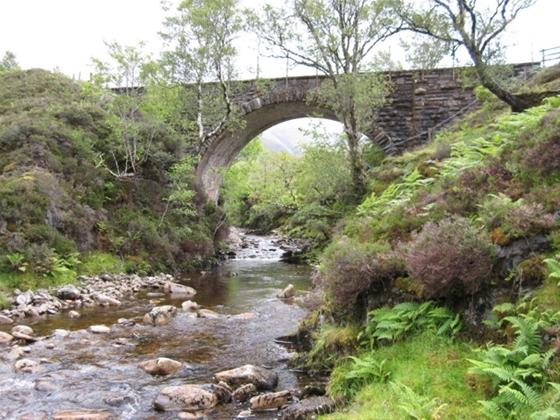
(0, 233, 334, 419)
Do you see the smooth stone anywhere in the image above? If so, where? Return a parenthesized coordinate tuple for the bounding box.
(53, 409, 114, 420)
(14, 358, 40, 373)
(214, 365, 278, 391)
(68, 310, 81, 319)
(143, 305, 177, 326)
(0, 331, 13, 345)
(154, 384, 218, 412)
(164, 282, 197, 299)
(250, 390, 291, 411)
(0, 314, 13, 324)
(277, 284, 295, 299)
(236, 410, 254, 419)
(52, 329, 70, 338)
(89, 325, 111, 334)
(57, 285, 81, 300)
(232, 383, 257, 402)
(177, 412, 207, 419)
(138, 357, 182, 376)
(198, 309, 222, 319)
(94, 294, 121, 306)
(11, 325, 35, 341)
(181, 300, 200, 312)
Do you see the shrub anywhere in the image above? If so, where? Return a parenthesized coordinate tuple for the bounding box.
(478, 194, 556, 243)
(321, 238, 404, 318)
(522, 134, 560, 180)
(406, 216, 495, 299)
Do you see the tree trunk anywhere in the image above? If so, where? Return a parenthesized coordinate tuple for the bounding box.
(346, 131, 366, 200)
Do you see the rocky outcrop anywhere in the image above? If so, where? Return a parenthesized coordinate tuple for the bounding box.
(214, 365, 278, 391)
(143, 305, 178, 326)
(154, 385, 218, 412)
(138, 357, 182, 376)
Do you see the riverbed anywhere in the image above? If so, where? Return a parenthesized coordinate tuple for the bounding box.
(0, 234, 314, 419)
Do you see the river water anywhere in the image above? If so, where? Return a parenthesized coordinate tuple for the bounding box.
(0, 235, 313, 419)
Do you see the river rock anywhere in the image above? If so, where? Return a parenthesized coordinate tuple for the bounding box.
(138, 357, 182, 376)
(11, 325, 35, 341)
(177, 412, 208, 419)
(236, 410, 254, 419)
(281, 396, 335, 419)
(232, 383, 257, 402)
(143, 305, 178, 326)
(212, 381, 233, 403)
(15, 291, 33, 306)
(277, 284, 295, 299)
(154, 384, 218, 412)
(250, 390, 291, 411)
(94, 294, 121, 306)
(0, 314, 13, 324)
(164, 282, 197, 298)
(0, 331, 13, 345)
(14, 358, 39, 373)
(214, 365, 278, 390)
(68, 310, 81, 319)
(57, 285, 81, 300)
(53, 409, 114, 420)
(89, 325, 111, 334)
(35, 378, 58, 392)
(182, 300, 200, 312)
(198, 309, 222, 319)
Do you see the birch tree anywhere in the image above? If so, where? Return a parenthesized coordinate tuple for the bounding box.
(160, 0, 243, 154)
(395, 0, 539, 111)
(252, 0, 401, 198)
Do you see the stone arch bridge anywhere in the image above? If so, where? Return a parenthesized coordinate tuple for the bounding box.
(193, 64, 536, 201)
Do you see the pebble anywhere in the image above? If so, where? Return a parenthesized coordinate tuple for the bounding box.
(89, 325, 111, 334)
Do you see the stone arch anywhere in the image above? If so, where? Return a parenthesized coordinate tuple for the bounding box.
(196, 99, 339, 202)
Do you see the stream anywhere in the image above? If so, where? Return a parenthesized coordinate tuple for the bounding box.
(0, 234, 314, 419)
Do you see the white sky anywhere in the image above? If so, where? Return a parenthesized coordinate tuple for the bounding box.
(0, 0, 557, 150)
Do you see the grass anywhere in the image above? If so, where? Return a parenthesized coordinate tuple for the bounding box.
(78, 251, 126, 276)
(322, 332, 484, 420)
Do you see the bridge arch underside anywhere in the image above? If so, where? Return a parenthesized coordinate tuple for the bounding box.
(196, 100, 338, 201)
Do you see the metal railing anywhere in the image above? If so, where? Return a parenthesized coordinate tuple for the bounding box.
(540, 46, 560, 67)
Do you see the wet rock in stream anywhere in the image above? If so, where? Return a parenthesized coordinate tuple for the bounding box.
(154, 384, 218, 412)
(138, 357, 182, 376)
(214, 364, 279, 390)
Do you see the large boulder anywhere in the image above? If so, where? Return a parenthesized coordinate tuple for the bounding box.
(154, 385, 218, 412)
(143, 305, 178, 326)
(214, 365, 278, 391)
(53, 409, 114, 420)
(57, 285, 81, 300)
(138, 357, 182, 376)
(250, 390, 291, 411)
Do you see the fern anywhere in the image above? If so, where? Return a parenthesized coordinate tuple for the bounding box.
(544, 256, 560, 286)
(391, 382, 447, 419)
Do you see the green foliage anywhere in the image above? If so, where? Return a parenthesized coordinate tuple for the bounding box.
(469, 308, 560, 418)
(328, 355, 391, 400)
(360, 301, 461, 348)
(391, 382, 448, 420)
(78, 252, 126, 275)
(544, 256, 560, 286)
